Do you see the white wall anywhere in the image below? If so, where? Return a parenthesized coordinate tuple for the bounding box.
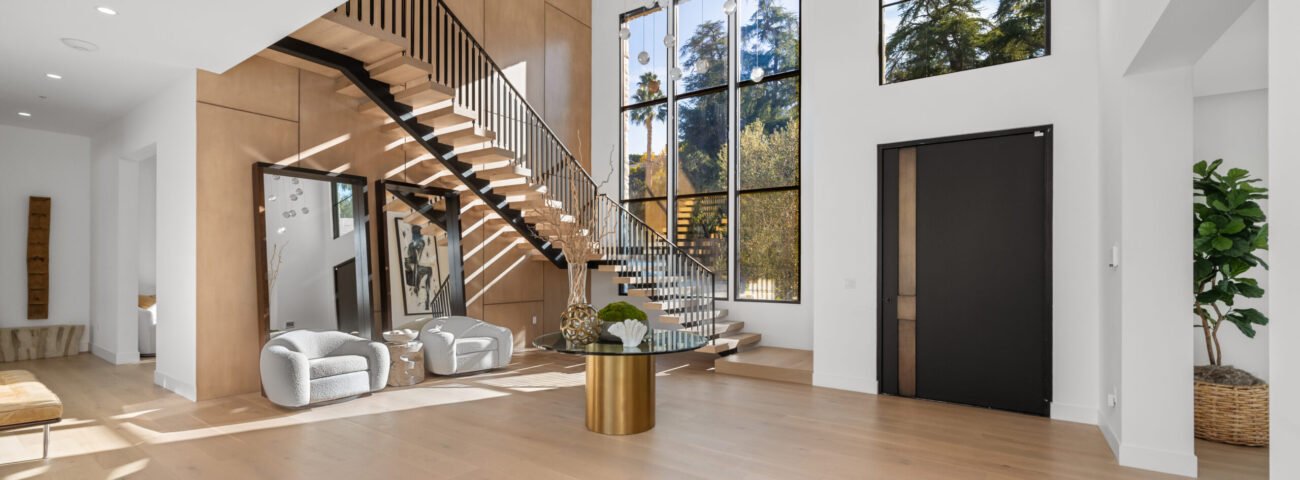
(0, 125, 91, 352)
(1193, 0, 1267, 98)
(1192, 89, 1269, 379)
(138, 155, 158, 296)
(1268, 0, 1299, 475)
(91, 72, 197, 400)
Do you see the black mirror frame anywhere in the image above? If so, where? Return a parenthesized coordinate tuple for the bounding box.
(253, 162, 375, 344)
(374, 180, 467, 333)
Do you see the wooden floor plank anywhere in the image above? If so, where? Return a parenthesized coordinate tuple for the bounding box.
(0, 352, 1266, 479)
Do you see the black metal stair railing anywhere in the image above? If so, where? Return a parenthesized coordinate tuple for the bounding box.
(318, 0, 718, 343)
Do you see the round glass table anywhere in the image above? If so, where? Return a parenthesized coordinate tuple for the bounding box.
(534, 329, 708, 435)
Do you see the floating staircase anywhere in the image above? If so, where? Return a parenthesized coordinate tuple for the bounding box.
(270, 0, 763, 354)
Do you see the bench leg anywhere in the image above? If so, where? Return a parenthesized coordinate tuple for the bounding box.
(42, 424, 49, 459)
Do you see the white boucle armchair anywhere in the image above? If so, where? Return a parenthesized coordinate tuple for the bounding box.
(415, 316, 513, 375)
(260, 330, 389, 408)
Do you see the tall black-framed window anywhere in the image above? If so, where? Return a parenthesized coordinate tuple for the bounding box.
(881, 0, 1050, 84)
(620, 0, 801, 303)
(332, 182, 355, 238)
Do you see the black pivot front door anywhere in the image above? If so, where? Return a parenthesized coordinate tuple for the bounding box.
(879, 127, 1052, 416)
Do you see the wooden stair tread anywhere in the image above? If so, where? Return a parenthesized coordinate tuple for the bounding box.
(256, 49, 340, 79)
(471, 161, 531, 181)
(360, 81, 455, 117)
(661, 309, 729, 324)
(456, 147, 516, 164)
(436, 125, 496, 147)
(366, 54, 432, 85)
(713, 347, 813, 385)
(290, 11, 407, 64)
(695, 332, 762, 354)
(681, 320, 744, 336)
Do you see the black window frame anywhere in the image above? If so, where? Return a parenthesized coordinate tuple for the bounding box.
(879, 0, 1052, 85)
(619, 0, 803, 304)
(332, 182, 355, 239)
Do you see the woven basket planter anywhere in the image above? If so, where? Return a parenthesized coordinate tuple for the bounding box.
(1194, 380, 1269, 446)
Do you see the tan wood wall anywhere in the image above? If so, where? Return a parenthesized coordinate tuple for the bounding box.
(194, 0, 590, 399)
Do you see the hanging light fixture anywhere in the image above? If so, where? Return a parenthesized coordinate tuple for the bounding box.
(290, 194, 299, 201)
(641, 0, 657, 9)
(750, 66, 766, 82)
(723, 0, 737, 14)
(669, 67, 683, 81)
(282, 211, 292, 219)
(695, 58, 710, 75)
(267, 194, 278, 202)
(663, 33, 675, 48)
(619, 26, 631, 40)
(638, 51, 651, 65)
(301, 207, 310, 215)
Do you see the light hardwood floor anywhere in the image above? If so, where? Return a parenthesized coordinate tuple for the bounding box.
(0, 352, 1266, 479)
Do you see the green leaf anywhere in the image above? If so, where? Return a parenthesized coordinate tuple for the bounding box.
(1197, 222, 1218, 237)
(1220, 218, 1246, 234)
(1236, 308, 1269, 326)
(1236, 281, 1265, 298)
(1193, 160, 1208, 176)
(1211, 200, 1231, 212)
(1236, 205, 1265, 219)
(1211, 236, 1233, 251)
(1225, 315, 1257, 338)
(1226, 168, 1249, 181)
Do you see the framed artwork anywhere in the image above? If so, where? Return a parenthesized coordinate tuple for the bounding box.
(393, 218, 443, 315)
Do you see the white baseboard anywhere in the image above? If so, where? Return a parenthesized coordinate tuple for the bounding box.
(812, 372, 877, 394)
(1118, 443, 1198, 478)
(92, 344, 140, 365)
(154, 370, 197, 402)
(1050, 402, 1098, 425)
(1099, 419, 1120, 456)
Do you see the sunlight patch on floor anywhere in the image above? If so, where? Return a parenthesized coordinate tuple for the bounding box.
(473, 371, 585, 392)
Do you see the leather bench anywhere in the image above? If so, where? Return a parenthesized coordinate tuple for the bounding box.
(0, 370, 62, 460)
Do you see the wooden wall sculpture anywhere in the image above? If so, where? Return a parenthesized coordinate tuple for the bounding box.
(27, 196, 51, 320)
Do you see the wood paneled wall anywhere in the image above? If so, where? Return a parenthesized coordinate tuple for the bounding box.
(194, 0, 590, 399)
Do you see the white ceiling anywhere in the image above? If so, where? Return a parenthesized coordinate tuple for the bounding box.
(0, 0, 343, 136)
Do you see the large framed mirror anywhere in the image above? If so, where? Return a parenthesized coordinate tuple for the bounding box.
(253, 163, 374, 343)
(375, 180, 467, 331)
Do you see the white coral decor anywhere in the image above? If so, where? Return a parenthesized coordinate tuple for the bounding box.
(608, 320, 649, 347)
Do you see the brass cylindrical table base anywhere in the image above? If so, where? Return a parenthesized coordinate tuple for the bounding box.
(585, 355, 655, 435)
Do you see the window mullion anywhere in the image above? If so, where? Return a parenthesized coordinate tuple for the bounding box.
(726, 0, 739, 301)
(666, 0, 678, 253)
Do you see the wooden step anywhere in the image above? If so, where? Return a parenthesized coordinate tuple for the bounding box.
(661, 309, 729, 325)
(488, 177, 534, 195)
(612, 274, 687, 285)
(471, 161, 531, 181)
(366, 54, 432, 85)
(383, 103, 478, 132)
(643, 298, 708, 311)
(290, 11, 407, 64)
(714, 347, 812, 385)
(360, 81, 455, 117)
(627, 287, 695, 297)
(437, 125, 496, 148)
(335, 76, 365, 98)
(402, 211, 432, 226)
(695, 332, 762, 354)
(681, 319, 744, 336)
(383, 198, 413, 213)
(256, 49, 340, 79)
(456, 146, 516, 165)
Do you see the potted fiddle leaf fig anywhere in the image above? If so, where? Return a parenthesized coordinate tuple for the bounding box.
(1192, 159, 1269, 447)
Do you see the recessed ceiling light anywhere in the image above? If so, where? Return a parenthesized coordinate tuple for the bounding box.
(96, 6, 117, 15)
(60, 38, 99, 52)
(18, 112, 32, 117)
(46, 73, 63, 80)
